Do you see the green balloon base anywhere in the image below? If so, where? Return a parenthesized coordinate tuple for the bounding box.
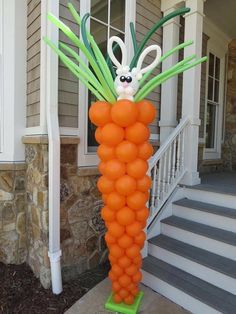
(105, 291, 144, 314)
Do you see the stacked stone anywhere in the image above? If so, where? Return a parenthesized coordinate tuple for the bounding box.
(89, 99, 156, 305)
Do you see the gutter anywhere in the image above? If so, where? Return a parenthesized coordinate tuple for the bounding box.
(44, 0, 62, 294)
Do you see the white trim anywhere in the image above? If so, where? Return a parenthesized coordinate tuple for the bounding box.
(0, 0, 26, 162)
(78, 0, 136, 167)
(203, 39, 226, 160)
(0, 0, 3, 153)
(59, 127, 79, 136)
(150, 134, 160, 141)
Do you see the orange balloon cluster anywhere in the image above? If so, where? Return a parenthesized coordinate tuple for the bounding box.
(89, 99, 155, 305)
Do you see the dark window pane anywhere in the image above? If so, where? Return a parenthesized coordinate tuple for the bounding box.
(91, 0, 108, 23)
(90, 19, 108, 55)
(87, 92, 98, 152)
(208, 76, 213, 101)
(214, 80, 219, 102)
(215, 57, 220, 80)
(110, 0, 125, 31)
(209, 53, 214, 77)
(110, 29, 124, 63)
(206, 103, 216, 149)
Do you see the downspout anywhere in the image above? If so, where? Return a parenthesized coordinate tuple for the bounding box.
(44, 0, 62, 294)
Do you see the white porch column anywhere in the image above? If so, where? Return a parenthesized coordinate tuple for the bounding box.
(181, 0, 204, 185)
(160, 6, 180, 144)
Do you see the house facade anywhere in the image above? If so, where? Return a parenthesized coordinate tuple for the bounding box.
(0, 0, 236, 310)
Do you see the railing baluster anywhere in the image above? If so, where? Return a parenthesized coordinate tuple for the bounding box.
(176, 133, 181, 176)
(181, 129, 185, 172)
(167, 144, 172, 189)
(147, 117, 190, 227)
(171, 138, 176, 183)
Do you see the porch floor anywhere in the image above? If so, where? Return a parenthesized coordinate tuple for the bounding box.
(193, 171, 236, 196)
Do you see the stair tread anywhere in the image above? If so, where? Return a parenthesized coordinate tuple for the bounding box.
(149, 234, 236, 278)
(161, 216, 236, 246)
(173, 198, 236, 219)
(142, 256, 236, 314)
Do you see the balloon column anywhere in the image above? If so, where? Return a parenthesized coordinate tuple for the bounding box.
(45, 3, 206, 314)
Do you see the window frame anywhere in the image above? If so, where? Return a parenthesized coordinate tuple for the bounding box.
(78, 0, 136, 167)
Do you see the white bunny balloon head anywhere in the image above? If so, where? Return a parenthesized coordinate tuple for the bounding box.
(107, 36, 162, 101)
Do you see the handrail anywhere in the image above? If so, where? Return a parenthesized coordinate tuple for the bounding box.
(149, 116, 190, 169)
(147, 116, 191, 228)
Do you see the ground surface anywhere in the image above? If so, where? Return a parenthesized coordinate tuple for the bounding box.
(66, 278, 190, 314)
(0, 261, 110, 314)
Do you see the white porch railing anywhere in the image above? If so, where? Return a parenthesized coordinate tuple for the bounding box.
(147, 116, 190, 227)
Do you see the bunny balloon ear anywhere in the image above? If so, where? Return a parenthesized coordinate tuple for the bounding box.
(133, 45, 162, 80)
(107, 36, 129, 74)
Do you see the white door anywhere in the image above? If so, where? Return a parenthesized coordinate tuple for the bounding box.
(204, 42, 226, 160)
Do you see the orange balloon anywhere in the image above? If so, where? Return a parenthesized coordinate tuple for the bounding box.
(104, 159, 126, 180)
(115, 175, 136, 196)
(95, 127, 103, 144)
(108, 221, 125, 238)
(131, 287, 139, 297)
(109, 254, 117, 265)
(117, 233, 133, 249)
(124, 295, 134, 305)
(127, 191, 148, 210)
(97, 176, 114, 194)
(137, 100, 156, 124)
(118, 274, 131, 287)
(110, 244, 124, 258)
(137, 175, 152, 192)
(111, 99, 138, 127)
(133, 271, 142, 283)
(97, 144, 115, 161)
(136, 207, 149, 222)
(106, 192, 126, 211)
(118, 255, 132, 268)
(134, 231, 146, 247)
(101, 123, 124, 146)
(112, 281, 121, 292)
(133, 254, 142, 266)
(102, 193, 108, 204)
(138, 141, 154, 160)
(127, 158, 148, 179)
(125, 264, 138, 276)
(115, 140, 138, 163)
(126, 244, 140, 259)
(118, 288, 129, 299)
(105, 232, 116, 245)
(101, 206, 116, 222)
(89, 101, 111, 126)
(112, 263, 124, 277)
(127, 282, 136, 292)
(126, 221, 143, 237)
(99, 162, 107, 176)
(114, 293, 122, 303)
(125, 122, 150, 144)
(108, 270, 117, 281)
(116, 207, 136, 226)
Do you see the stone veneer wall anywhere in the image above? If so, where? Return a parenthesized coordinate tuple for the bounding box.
(222, 40, 236, 171)
(0, 164, 27, 264)
(24, 139, 107, 288)
(25, 143, 50, 288)
(60, 144, 107, 281)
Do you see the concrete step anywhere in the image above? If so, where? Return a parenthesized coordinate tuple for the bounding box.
(173, 198, 236, 232)
(183, 186, 236, 210)
(148, 234, 236, 294)
(161, 216, 236, 260)
(142, 256, 236, 314)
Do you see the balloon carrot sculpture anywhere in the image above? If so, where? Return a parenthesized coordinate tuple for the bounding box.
(45, 3, 206, 314)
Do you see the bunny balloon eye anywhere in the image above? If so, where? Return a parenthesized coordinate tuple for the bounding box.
(120, 76, 126, 82)
(126, 76, 132, 83)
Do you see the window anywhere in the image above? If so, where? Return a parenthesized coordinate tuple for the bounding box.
(78, 0, 136, 166)
(0, 0, 3, 153)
